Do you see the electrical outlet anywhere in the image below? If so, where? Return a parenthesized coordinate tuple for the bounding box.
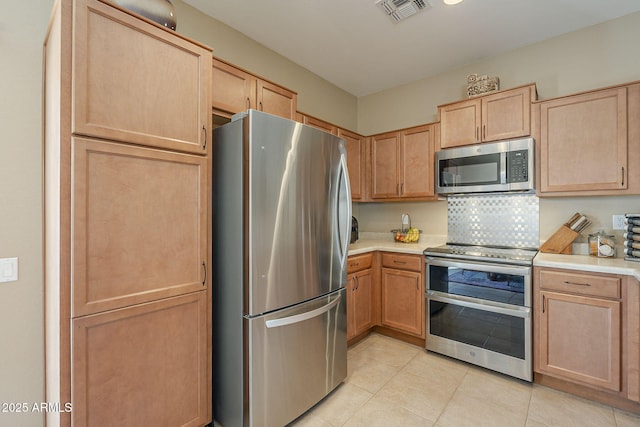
(612, 214, 626, 230)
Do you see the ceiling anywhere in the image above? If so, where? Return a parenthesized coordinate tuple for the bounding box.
(182, 0, 640, 96)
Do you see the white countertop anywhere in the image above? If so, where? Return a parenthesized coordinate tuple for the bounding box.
(349, 232, 640, 281)
(348, 232, 446, 256)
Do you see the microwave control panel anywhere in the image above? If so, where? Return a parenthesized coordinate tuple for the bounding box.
(507, 150, 528, 183)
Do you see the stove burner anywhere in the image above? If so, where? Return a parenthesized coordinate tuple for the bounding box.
(424, 244, 538, 265)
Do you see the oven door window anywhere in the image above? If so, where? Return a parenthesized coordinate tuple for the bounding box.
(429, 299, 525, 359)
(428, 264, 525, 306)
(439, 153, 501, 188)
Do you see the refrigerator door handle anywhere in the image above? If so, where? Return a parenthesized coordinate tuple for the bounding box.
(265, 295, 341, 329)
(337, 152, 352, 268)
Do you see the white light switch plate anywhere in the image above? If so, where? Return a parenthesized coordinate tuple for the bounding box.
(0, 257, 18, 283)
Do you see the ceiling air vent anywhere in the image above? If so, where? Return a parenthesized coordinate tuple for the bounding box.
(376, 0, 430, 23)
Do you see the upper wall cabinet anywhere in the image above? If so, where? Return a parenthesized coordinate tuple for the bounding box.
(73, 0, 211, 154)
(211, 59, 254, 115)
(370, 124, 437, 201)
(212, 58, 297, 120)
(536, 86, 629, 195)
(339, 128, 366, 202)
(297, 112, 338, 135)
(439, 84, 536, 149)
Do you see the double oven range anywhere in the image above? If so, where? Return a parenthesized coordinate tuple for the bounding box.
(424, 193, 539, 382)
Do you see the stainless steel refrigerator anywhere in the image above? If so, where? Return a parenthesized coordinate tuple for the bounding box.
(212, 110, 351, 427)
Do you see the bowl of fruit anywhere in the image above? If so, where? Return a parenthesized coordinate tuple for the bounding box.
(391, 227, 421, 243)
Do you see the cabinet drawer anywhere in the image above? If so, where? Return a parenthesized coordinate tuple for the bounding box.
(347, 253, 373, 273)
(381, 253, 422, 272)
(539, 269, 621, 299)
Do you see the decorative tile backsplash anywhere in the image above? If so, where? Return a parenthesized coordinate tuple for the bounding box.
(447, 193, 540, 249)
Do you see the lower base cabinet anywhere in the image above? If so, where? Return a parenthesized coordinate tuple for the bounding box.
(346, 251, 425, 342)
(537, 289, 621, 391)
(380, 253, 424, 338)
(347, 269, 374, 340)
(347, 254, 375, 340)
(72, 292, 208, 426)
(534, 266, 640, 413)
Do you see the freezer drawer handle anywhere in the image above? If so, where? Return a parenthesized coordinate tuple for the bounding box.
(265, 295, 341, 329)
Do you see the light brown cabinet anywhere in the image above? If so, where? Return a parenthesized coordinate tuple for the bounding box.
(380, 253, 424, 338)
(73, 0, 211, 154)
(534, 268, 622, 393)
(211, 58, 254, 115)
(347, 253, 375, 341)
(71, 138, 208, 316)
(340, 129, 366, 201)
(370, 124, 436, 201)
(44, 1, 211, 425)
(212, 57, 297, 119)
(72, 292, 207, 426)
(537, 87, 628, 194)
(439, 84, 535, 149)
(297, 113, 338, 134)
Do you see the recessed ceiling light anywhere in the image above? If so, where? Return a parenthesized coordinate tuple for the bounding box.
(443, 0, 463, 5)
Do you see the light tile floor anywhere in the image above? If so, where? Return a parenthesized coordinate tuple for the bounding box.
(291, 333, 640, 427)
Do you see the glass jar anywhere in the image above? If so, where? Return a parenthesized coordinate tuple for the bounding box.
(588, 230, 616, 257)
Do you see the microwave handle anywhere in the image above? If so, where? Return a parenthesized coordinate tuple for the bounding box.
(500, 151, 507, 184)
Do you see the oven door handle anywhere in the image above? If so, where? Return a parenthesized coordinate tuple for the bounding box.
(427, 290, 531, 319)
(425, 257, 531, 277)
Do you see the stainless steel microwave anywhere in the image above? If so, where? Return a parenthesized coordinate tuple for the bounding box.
(436, 137, 534, 195)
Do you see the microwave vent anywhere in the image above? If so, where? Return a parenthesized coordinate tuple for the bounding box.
(376, 0, 430, 23)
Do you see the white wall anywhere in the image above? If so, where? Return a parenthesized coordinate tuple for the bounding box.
(357, 11, 640, 135)
(355, 12, 640, 253)
(0, 1, 53, 426)
(172, 0, 359, 131)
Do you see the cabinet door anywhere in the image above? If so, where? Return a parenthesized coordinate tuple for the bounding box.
(72, 138, 208, 316)
(303, 115, 337, 134)
(381, 268, 423, 337)
(73, 0, 211, 154)
(482, 86, 531, 142)
(346, 273, 356, 340)
(538, 290, 621, 392)
(72, 291, 208, 427)
(371, 132, 400, 198)
(212, 58, 255, 114)
(439, 99, 481, 148)
(400, 124, 434, 198)
(257, 80, 297, 120)
(539, 88, 627, 193)
(353, 269, 374, 337)
(339, 129, 366, 201)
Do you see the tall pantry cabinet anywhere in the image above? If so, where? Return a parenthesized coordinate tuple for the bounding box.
(43, 0, 212, 426)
